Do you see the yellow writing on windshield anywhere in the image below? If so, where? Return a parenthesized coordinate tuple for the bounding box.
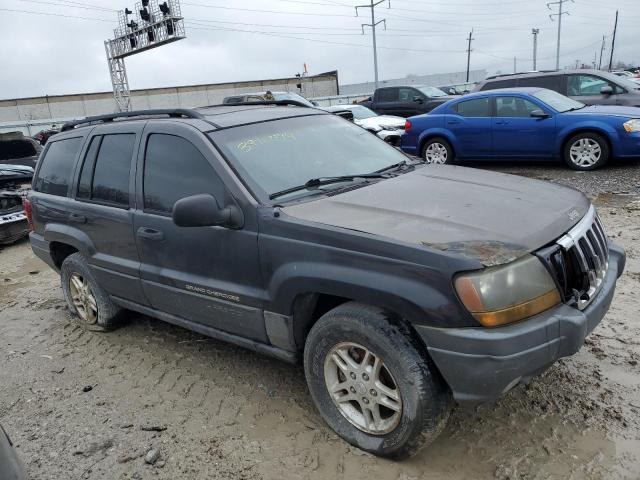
(236, 132, 297, 153)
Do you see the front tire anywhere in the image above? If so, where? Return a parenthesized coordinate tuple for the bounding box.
(563, 132, 609, 170)
(304, 302, 451, 459)
(422, 137, 455, 164)
(61, 253, 124, 331)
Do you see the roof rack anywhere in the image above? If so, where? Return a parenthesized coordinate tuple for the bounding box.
(485, 69, 559, 80)
(60, 109, 205, 132)
(201, 99, 314, 109)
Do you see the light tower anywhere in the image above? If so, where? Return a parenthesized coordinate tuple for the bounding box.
(105, 1, 186, 111)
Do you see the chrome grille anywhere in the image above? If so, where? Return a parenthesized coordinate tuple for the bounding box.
(556, 205, 609, 310)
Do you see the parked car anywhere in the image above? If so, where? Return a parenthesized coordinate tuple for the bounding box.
(0, 424, 26, 480)
(26, 106, 624, 459)
(0, 164, 33, 245)
(33, 126, 60, 146)
(611, 70, 635, 78)
(401, 88, 640, 170)
(473, 69, 640, 107)
(223, 91, 316, 107)
(0, 131, 42, 168)
(437, 82, 475, 96)
(322, 104, 405, 145)
(358, 85, 454, 117)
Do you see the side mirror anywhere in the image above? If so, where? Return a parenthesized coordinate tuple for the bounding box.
(311, 101, 319, 106)
(413, 96, 424, 104)
(530, 109, 549, 119)
(172, 194, 243, 229)
(600, 85, 614, 96)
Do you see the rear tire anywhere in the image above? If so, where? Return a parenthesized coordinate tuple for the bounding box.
(60, 253, 124, 331)
(563, 132, 609, 170)
(304, 302, 451, 459)
(421, 137, 455, 164)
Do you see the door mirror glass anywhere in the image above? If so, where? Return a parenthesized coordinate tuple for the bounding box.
(530, 109, 549, 118)
(172, 194, 243, 229)
(600, 85, 614, 95)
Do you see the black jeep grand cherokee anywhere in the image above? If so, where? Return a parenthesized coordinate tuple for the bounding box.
(26, 104, 625, 459)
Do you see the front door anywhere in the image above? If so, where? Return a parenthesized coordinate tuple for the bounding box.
(566, 74, 620, 106)
(133, 122, 266, 342)
(491, 96, 556, 158)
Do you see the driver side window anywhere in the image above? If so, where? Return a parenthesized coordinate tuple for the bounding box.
(399, 88, 419, 101)
(567, 75, 619, 96)
(143, 134, 226, 215)
(495, 97, 540, 117)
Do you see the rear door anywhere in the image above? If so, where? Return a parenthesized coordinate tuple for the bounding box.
(446, 97, 493, 158)
(68, 123, 147, 305)
(491, 95, 555, 157)
(132, 122, 266, 341)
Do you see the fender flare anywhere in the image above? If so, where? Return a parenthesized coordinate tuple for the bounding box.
(43, 223, 96, 258)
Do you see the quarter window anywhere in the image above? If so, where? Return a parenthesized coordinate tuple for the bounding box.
(143, 134, 225, 214)
(454, 98, 491, 117)
(495, 97, 540, 117)
(33, 137, 83, 196)
(77, 134, 135, 207)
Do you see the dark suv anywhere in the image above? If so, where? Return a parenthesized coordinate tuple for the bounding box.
(474, 69, 640, 107)
(26, 105, 625, 459)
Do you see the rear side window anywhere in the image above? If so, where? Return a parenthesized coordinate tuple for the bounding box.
(518, 75, 563, 92)
(77, 134, 135, 207)
(454, 98, 491, 117)
(377, 88, 399, 103)
(34, 137, 83, 196)
(143, 134, 226, 214)
(480, 79, 517, 91)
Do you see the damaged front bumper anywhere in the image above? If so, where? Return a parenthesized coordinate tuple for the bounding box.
(0, 210, 28, 245)
(414, 243, 626, 405)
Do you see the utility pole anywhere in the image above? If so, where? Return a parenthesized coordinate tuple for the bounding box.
(547, 0, 573, 70)
(608, 10, 618, 71)
(598, 35, 606, 69)
(356, 0, 390, 89)
(531, 28, 539, 70)
(465, 29, 474, 82)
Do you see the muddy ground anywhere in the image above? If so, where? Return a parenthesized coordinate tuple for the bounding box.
(1, 161, 639, 480)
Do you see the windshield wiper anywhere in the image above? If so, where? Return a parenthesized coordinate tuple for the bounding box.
(567, 106, 586, 112)
(375, 160, 407, 173)
(269, 173, 385, 200)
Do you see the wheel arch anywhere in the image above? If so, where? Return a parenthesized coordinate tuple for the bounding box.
(559, 126, 617, 158)
(417, 130, 456, 158)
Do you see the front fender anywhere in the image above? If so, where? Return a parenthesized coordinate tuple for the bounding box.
(557, 122, 621, 156)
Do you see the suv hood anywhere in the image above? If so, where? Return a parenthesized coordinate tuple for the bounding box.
(282, 166, 589, 266)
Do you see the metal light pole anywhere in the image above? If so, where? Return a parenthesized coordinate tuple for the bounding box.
(548, 0, 572, 70)
(531, 28, 539, 71)
(356, 0, 390, 89)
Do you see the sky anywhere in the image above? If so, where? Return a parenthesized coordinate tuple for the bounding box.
(1, 0, 639, 99)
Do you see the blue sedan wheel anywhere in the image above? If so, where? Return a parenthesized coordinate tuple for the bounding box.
(564, 133, 610, 171)
(422, 138, 454, 165)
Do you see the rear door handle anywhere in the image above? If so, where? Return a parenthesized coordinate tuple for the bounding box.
(68, 213, 87, 223)
(137, 227, 164, 241)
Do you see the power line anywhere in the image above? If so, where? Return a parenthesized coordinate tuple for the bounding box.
(0, 6, 111, 22)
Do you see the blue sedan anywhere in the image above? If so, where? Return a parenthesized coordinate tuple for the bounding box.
(401, 88, 640, 170)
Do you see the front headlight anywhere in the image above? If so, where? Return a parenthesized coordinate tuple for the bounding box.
(454, 255, 561, 327)
(623, 119, 640, 132)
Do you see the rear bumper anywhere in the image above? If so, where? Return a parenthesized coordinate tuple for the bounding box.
(29, 232, 57, 270)
(415, 243, 625, 406)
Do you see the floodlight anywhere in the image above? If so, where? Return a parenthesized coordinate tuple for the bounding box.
(140, 8, 151, 21)
(159, 2, 170, 15)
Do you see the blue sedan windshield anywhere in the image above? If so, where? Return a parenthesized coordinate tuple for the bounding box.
(532, 89, 584, 112)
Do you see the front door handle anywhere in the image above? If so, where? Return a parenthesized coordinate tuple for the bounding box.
(137, 227, 164, 241)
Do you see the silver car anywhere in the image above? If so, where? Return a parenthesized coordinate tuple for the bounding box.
(323, 104, 406, 146)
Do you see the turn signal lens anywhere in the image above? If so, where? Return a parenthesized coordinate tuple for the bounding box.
(455, 255, 561, 327)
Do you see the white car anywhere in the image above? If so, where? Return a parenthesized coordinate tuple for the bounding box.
(323, 105, 406, 146)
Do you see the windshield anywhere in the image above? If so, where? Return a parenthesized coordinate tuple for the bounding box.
(532, 89, 585, 112)
(209, 114, 408, 201)
(273, 92, 314, 107)
(417, 86, 448, 98)
(345, 105, 378, 120)
(597, 70, 640, 91)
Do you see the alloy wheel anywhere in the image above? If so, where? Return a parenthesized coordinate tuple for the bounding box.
(424, 142, 448, 164)
(69, 273, 98, 324)
(569, 138, 602, 167)
(324, 342, 402, 435)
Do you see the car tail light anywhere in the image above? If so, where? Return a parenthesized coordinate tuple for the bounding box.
(404, 120, 412, 132)
(22, 197, 34, 231)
